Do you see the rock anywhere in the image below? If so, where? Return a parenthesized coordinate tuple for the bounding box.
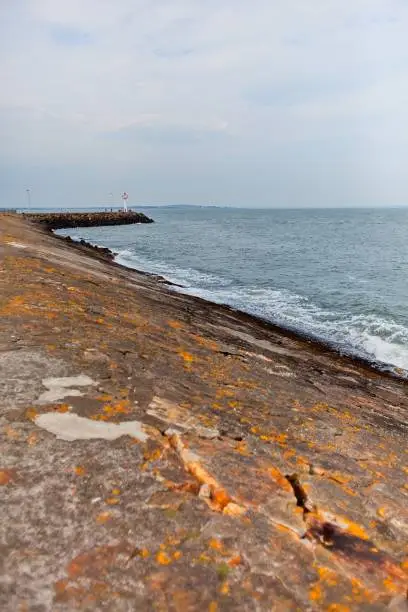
(198, 484, 211, 499)
(23, 210, 154, 230)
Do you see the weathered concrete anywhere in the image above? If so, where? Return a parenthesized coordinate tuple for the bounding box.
(0, 215, 407, 611)
(23, 210, 154, 229)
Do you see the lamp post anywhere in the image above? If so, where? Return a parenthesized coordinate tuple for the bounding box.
(26, 188, 31, 210)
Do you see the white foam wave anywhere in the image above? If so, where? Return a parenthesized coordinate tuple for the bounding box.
(115, 250, 233, 289)
(114, 249, 408, 375)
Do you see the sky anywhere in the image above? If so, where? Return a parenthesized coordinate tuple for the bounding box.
(1, 0, 408, 209)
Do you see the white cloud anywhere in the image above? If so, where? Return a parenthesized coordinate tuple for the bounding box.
(1, 0, 408, 207)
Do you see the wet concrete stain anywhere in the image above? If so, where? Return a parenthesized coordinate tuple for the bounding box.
(37, 375, 96, 404)
(35, 411, 148, 442)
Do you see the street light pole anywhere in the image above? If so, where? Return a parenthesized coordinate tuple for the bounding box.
(26, 189, 31, 210)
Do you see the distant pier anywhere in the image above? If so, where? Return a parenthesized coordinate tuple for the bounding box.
(23, 210, 154, 230)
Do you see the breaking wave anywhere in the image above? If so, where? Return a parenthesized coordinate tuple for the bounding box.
(115, 249, 408, 376)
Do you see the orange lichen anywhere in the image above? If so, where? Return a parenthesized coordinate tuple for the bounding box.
(209, 539, 223, 552)
(235, 441, 250, 456)
(228, 555, 242, 567)
(74, 466, 86, 477)
(102, 400, 131, 416)
(27, 432, 38, 446)
(216, 388, 235, 399)
(55, 404, 71, 413)
(329, 472, 352, 485)
(340, 518, 369, 540)
(267, 466, 293, 492)
(96, 512, 112, 524)
(383, 577, 399, 593)
(143, 447, 164, 463)
(350, 577, 373, 602)
(4, 426, 20, 440)
(219, 582, 230, 595)
(0, 470, 13, 485)
(341, 485, 357, 497)
(223, 503, 247, 517)
(0, 295, 27, 314)
(167, 319, 183, 330)
(97, 394, 113, 402)
(212, 488, 231, 509)
(178, 351, 194, 364)
(167, 432, 243, 513)
(296, 455, 309, 467)
(317, 566, 338, 587)
(164, 534, 182, 547)
(156, 551, 172, 565)
(309, 583, 322, 602)
(190, 333, 218, 351)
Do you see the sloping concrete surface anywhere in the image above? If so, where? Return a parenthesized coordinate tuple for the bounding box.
(1, 215, 407, 611)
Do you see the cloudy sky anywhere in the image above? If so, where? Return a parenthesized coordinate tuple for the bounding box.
(1, 0, 408, 208)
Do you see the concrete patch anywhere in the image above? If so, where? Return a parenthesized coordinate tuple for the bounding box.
(243, 351, 295, 377)
(42, 375, 96, 388)
(147, 396, 219, 439)
(34, 412, 148, 442)
(6, 242, 27, 249)
(265, 366, 295, 378)
(215, 326, 300, 358)
(37, 375, 96, 404)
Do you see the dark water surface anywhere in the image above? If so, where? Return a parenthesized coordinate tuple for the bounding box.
(57, 207, 408, 374)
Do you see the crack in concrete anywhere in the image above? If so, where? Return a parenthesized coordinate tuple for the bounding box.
(165, 431, 246, 516)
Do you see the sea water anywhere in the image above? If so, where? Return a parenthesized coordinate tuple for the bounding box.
(56, 206, 408, 375)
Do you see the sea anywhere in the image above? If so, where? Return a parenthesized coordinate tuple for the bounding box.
(55, 206, 408, 376)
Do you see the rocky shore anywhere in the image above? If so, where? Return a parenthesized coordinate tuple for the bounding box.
(59, 234, 116, 260)
(23, 210, 154, 230)
(1, 214, 407, 611)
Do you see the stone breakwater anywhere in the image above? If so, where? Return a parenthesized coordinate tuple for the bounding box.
(1, 214, 408, 611)
(23, 210, 154, 230)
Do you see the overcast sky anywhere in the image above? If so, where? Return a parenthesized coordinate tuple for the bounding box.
(1, 0, 408, 208)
